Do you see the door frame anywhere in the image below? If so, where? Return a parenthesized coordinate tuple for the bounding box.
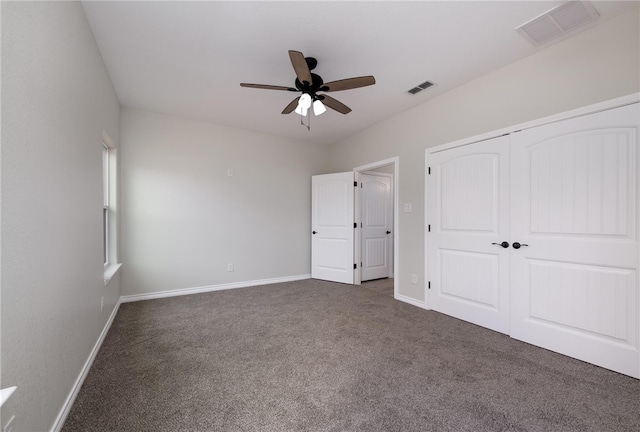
(353, 157, 399, 297)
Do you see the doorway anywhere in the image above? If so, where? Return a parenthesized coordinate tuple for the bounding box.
(360, 172, 393, 281)
(310, 157, 398, 295)
(354, 157, 399, 297)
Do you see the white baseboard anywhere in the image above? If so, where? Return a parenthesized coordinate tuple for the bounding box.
(395, 293, 428, 310)
(120, 274, 312, 303)
(51, 299, 121, 432)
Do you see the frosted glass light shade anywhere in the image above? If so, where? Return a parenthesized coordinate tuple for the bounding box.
(295, 93, 312, 116)
(313, 100, 326, 115)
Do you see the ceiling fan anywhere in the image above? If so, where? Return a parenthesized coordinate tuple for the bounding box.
(240, 50, 375, 117)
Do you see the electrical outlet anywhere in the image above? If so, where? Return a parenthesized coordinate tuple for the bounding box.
(3, 415, 15, 432)
(227, 169, 234, 177)
(100, 297, 104, 312)
(411, 274, 418, 284)
(227, 263, 234, 272)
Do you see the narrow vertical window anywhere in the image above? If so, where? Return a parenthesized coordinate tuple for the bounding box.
(102, 143, 109, 266)
(102, 132, 120, 285)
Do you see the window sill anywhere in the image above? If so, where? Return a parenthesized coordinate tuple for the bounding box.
(104, 263, 122, 286)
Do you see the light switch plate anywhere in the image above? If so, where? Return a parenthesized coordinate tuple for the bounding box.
(403, 203, 412, 213)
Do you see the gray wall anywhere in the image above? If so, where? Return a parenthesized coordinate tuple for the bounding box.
(119, 108, 330, 296)
(1, 2, 121, 431)
(329, 9, 640, 302)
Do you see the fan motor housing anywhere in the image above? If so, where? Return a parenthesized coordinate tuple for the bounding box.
(295, 73, 325, 95)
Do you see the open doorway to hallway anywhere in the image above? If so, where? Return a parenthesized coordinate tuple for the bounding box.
(354, 157, 398, 298)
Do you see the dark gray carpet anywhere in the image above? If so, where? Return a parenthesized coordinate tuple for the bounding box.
(63, 279, 640, 432)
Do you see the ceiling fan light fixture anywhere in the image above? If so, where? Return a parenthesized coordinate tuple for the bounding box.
(300, 93, 312, 107)
(294, 105, 308, 116)
(295, 93, 312, 116)
(313, 99, 326, 116)
(240, 50, 375, 121)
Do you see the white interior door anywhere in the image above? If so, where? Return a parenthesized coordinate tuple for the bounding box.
(361, 173, 393, 281)
(427, 135, 511, 334)
(511, 104, 639, 378)
(311, 172, 354, 284)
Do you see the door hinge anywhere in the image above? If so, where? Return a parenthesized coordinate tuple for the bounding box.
(428, 167, 431, 175)
(361, 262, 363, 267)
(354, 181, 357, 187)
(428, 224, 431, 232)
(354, 263, 357, 270)
(354, 222, 357, 228)
(428, 281, 431, 290)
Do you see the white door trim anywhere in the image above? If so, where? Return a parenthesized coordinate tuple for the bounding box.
(354, 157, 399, 298)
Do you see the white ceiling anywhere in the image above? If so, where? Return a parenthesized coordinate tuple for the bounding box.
(82, 1, 637, 145)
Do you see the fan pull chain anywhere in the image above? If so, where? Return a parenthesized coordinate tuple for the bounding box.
(300, 110, 310, 131)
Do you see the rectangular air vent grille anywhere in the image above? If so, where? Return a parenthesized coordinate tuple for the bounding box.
(516, 1, 599, 46)
(408, 80, 435, 95)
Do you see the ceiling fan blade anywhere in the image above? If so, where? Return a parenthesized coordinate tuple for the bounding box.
(240, 83, 297, 91)
(282, 98, 299, 114)
(321, 95, 352, 114)
(322, 76, 376, 92)
(288, 50, 312, 85)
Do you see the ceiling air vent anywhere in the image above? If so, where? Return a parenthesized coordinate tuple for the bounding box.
(516, 1, 599, 46)
(408, 80, 435, 95)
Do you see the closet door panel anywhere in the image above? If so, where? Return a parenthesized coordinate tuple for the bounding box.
(511, 103, 639, 378)
(427, 135, 511, 334)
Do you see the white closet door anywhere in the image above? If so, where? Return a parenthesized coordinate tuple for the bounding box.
(511, 104, 639, 378)
(361, 173, 393, 281)
(311, 172, 354, 284)
(427, 135, 511, 334)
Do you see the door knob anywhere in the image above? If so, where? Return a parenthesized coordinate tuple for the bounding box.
(512, 242, 528, 249)
(386, 231, 391, 234)
(312, 231, 317, 235)
(491, 241, 509, 248)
